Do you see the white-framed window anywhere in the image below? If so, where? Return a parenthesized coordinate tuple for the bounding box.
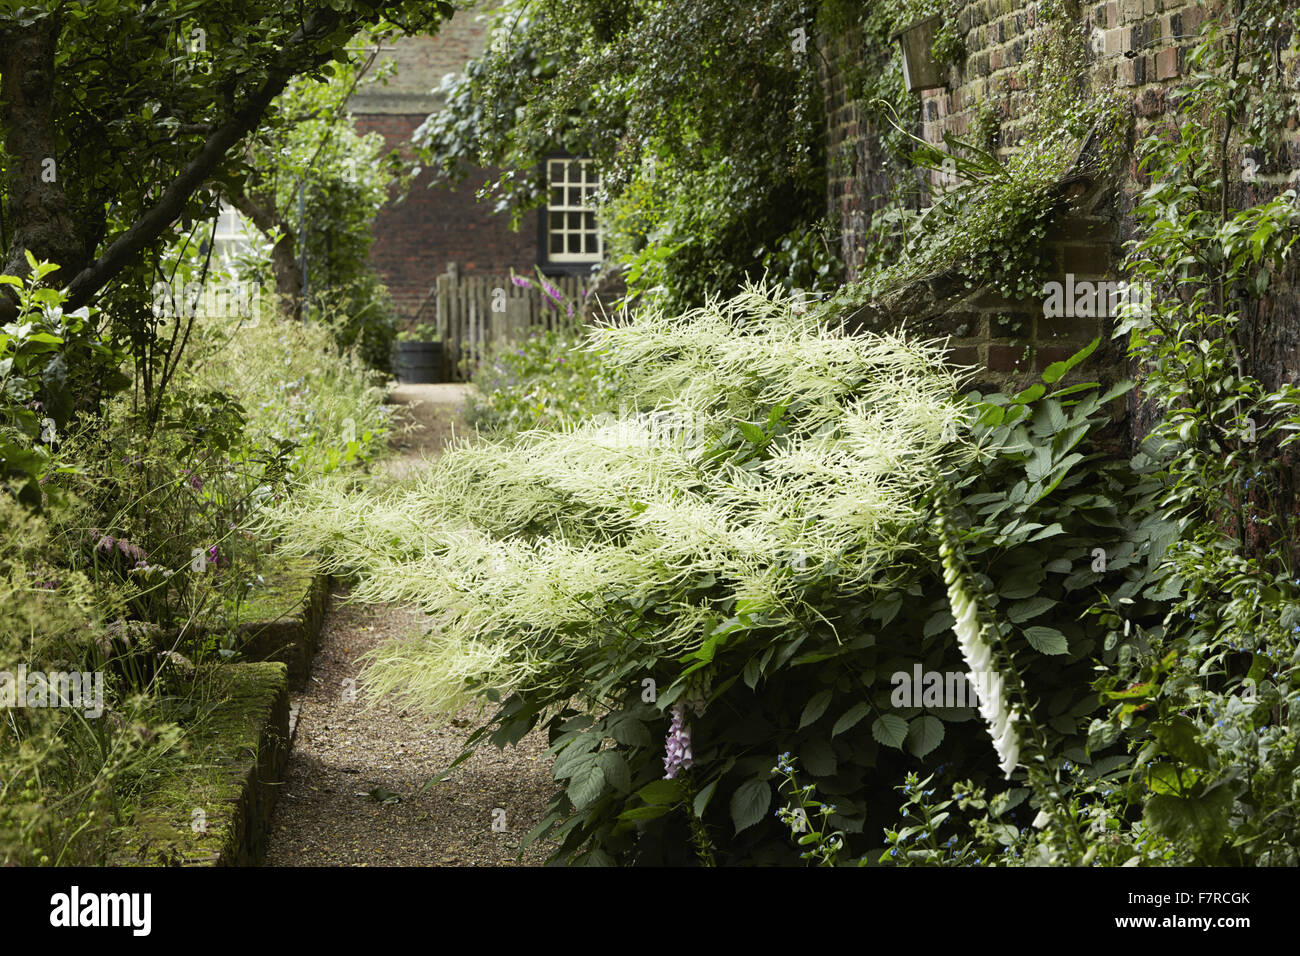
(212, 201, 254, 267)
(545, 158, 602, 263)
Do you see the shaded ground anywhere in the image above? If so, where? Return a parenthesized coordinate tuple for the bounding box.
(265, 384, 559, 866)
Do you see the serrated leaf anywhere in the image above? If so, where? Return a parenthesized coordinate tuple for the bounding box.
(872, 714, 908, 750)
(636, 778, 682, 806)
(923, 608, 955, 637)
(1023, 625, 1068, 655)
(1144, 787, 1234, 862)
(1007, 596, 1056, 623)
(693, 779, 717, 819)
(1149, 716, 1210, 769)
(730, 778, 771, 834)
(610, 718, 652, 748)
(567, 760, 606, 810)
(832, 702, 871, 737)
(618, 803, 673, 822)
(906, 715, 944, 758)
(801, 738, 837, 775)
(596, 750, 632, 793)
(799, 689, 832, 728)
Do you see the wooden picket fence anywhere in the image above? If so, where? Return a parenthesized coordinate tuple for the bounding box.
(432, 270, 589, 381)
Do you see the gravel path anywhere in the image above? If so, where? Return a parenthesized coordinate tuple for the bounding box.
(264, 384, 559, 866)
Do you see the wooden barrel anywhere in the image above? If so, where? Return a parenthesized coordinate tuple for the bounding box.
(392, 340, 442, 383)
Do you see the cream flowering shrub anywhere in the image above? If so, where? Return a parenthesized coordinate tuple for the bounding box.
(269, 284, 1171, 865)
(268, 284, 972, 715)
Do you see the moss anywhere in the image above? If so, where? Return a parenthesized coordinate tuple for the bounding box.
(109, 661, 288, 866)
(231, 554, 318, 627)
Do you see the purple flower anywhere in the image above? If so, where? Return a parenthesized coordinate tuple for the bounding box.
(96, 535, 116, 553)
(117, 539, 147, 562)
(510, 275, 532, 288)
(663, 703, 693, 779)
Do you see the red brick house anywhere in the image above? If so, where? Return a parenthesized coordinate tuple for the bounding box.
(348, 7, 604, 332)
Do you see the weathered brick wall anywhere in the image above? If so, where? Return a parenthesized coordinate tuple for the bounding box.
(821, 0, 1300, 405)
(352, 111, 537, 321)
(351, 3, 537, 325)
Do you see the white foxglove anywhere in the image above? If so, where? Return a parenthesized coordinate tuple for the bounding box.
(938, 523, 1021, 779)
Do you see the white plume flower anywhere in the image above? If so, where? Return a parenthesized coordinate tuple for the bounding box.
(265, 283, 973, 715)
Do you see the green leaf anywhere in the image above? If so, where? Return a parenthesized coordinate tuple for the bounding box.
(872, 714, 909, 750)
(923, 608, 955, 637)
(831, 702, 871, 737)
(906, 715, 944, 758)
(1041, 337, 1099, 383)
(1023, 625, 1068, 655)
(636, 778, 682, 806)
(567, 760, 607, 810)
(1149, 716, 1210, 769)
(801, 738, 838, 776)
(799, 689, 832, 728)
(610, 717, 652, 747)
(1011, 383, 1045, 405)
(730, 778, 771, 834)
(618, 804, 673, 822)
(693, 779, 718, 819)
(597, 750, 632, 794)
(1144, 786, 1234, 862)
(1007, 596, 1055, 623)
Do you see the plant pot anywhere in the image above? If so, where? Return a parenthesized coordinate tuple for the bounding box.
(391, 340, 443, 384)
(893, 15, 946, 93)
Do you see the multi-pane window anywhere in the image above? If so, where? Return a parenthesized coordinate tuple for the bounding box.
(212, 201, 253, 266)
(546, 159, 601, 263)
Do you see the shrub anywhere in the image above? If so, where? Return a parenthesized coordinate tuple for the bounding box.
(269, 285, 1172, 864)
(464, 329, 621, 437)
(0, 496, 185, 866)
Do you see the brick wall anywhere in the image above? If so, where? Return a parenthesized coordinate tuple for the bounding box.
(821, 0, 1300, 406)
(353, 112, 537, 322)
(350, 2, 537, 325)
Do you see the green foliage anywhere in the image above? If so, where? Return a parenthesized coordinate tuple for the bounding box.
(772, 753, 850, 865)
(464, 329, 620, 437)
(834, 0, 1129, 326)
(0, 495, 186, 866)
(272, 284, 1178, 864)
(874, 8, 1300, 868)
(235, 39, 408, 369)
(1, 258, 392, 867)
(1085, 12, 1300, 865)
(0, 259, 123, 506)
(416, 0, 830, 311)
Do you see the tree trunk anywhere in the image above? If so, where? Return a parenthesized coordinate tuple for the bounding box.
(0, 14, 89, 288)
(226, 185, 303, 321)
(0, 4, 350, 323)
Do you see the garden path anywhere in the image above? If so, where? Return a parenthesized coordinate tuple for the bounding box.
(264, 384, 557, 866)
